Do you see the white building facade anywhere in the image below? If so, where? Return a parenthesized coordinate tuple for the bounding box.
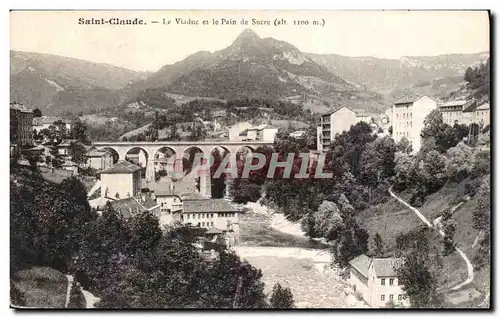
(349, 254, 410, 308)
(392, 96, 437, 153)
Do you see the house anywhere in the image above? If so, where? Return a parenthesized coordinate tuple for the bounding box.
(85, 146, 113, 171)
(61, 160, 79, 175)
(182, 198, 240, 246)
(474, 102, 490, 128)
(151, 185, 183, 227)
(229, 122, 254, 141)
(239, 124, 278, 142)
(290, 130, 306, 138)
(437, 100, 469, 126)
(109, 193, 160, 219)
(33, 116, 71, 133)
(356, 113, 373, 124)
(318, 106, 358, 151)
(349, 254, 410, 308)
(392, 95, 437, 153)
(10, 103, 33, 148)
(57, 139, 85, 157)
(99, 160, 142, 200)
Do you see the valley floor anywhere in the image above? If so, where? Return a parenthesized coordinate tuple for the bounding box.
(235, 201, 368, 308)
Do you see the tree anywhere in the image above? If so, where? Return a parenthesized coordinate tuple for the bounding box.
(33, 108, 42, 118)
(270, 283, 295, 308)
(418, 150, 447, 193)
(71, 119, 89, 144)
(373, 233, 384, 257)
(68, 141, 87, 164)
(313, 200, 344, 241)
(396, 137, 413, 154)
(421, 109, 445, 141)
(396, 250, 443, 308)
(440, 209, 457, 256)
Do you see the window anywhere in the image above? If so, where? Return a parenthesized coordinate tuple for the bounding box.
(381, 279, 385, 285)
(398, 294, 402, 301)
(202, 214, 205, 218)
(211, 222, 214, 226)
(211, 213, 214, 218)
(187, 214, 190, 219)
(198, 214, 201, 219)
(197, 222, 200, 227)
(389, 294, 394, 301)
(381, 295, 385, 301)
(389, 278, 394, 286)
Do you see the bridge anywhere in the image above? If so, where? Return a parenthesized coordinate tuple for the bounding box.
(93, 140, 275, 198)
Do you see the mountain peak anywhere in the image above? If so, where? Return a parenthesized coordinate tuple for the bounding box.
(234, 28, 260, 42)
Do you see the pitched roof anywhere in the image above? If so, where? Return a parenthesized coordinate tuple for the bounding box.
(372, 257, 403, 277)
(394, 95, 423, 105)
(349, 254, 371, 278)
(476, 102, 490, 110)
(100, 160, 142, 174)
(109, 195, 159, 219)
(205, 227, 224, 234)
(437, 100, 468, 108)
(322, 106, 356, 116)
(86, 147, 109, 157)
(183, 198, 239, 213)
(58, 139, 80, 147)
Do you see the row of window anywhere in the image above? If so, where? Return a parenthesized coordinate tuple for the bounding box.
(198, 222, 214, 227)
(396, 131, 411, 138)
(380, 294, 405, 302)
(185, 212, 236, 220)
(396, 113, 413, 119)
(381, 278, 398, 286)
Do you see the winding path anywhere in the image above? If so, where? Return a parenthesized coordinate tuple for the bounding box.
(388, 187, 474, 291)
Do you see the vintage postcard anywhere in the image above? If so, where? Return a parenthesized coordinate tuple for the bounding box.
(10, 10, 490, 309)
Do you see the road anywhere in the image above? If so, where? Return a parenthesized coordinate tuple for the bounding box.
(388, 187, 474, 291)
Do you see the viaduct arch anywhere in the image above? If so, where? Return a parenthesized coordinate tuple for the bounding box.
(93, 141, 274, 198)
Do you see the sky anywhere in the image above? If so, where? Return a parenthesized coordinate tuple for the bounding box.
(10, 10, 490, 72)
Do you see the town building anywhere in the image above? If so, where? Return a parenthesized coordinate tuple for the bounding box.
(289, 130, 306, 138)
(349, 254, 410, 308)
(85, 146, 113, 171)
(392, 95, 437, 153)
(109, 194, 160, 219)
(151, 185, 184, 227)
(61, 160, 79, 175)
(356, 113, 373, 124)
(239, 124, 279, 142)
(472, 102, 490, 128)
(99, 160, 142, 200)
(182, 197, 240, 246)
(229, 122, 253, 141)
(10, 103, 33, 149)
(32, 116, 71, 133)
(317, 106, 358, 151)
(437, 100, 469, 126)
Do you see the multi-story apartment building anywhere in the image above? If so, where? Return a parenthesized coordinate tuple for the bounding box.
(392, 96, 437, 153)
(349, 254, 410, 308)
(10, 103, 33, 148)
(437, 100, 469, 126)
(318, 106, 357, 151)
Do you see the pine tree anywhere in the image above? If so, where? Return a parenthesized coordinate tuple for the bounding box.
(270, 283, 295, 308)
